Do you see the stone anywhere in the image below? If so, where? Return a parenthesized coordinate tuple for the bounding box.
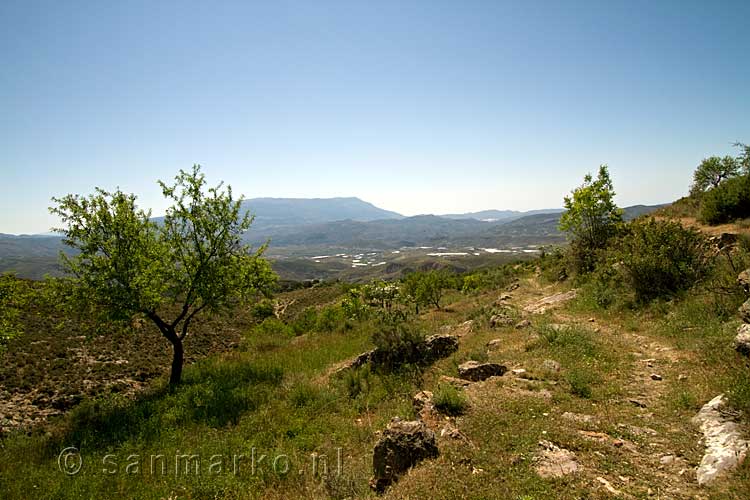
(534, 440, 578, 478)
(487, 339, 503, 350)
(660, 454, 676, 465)
(412, 391, 434, 412)
(489, 315, 514, 328)
(523, 289, 578, 314)
(370, 418, 439, 492)
(511, 368, 527, 376)
(739, 298, 750, 323)
(506, 282, 520, 292)
(650, 374, 663, 381)
(452, 320, 475, 337)
(457, 361, 507, 381)
(421, 334, 459, 362)
(498, 293, 513, 301)
(739, 268, 750, 293)
(562, 412, 599, 426)
(733, 324, 750, 356)
(628, 398, 647, 408)
(693, 394, 749, 485)
(542, 359, 561, 373)
(709, 233, 738, 251)
(439, 375, 472, 388)
(515, 319, 531, 329)
(336, 333, 458, 374)
(595, 477, 622, 496)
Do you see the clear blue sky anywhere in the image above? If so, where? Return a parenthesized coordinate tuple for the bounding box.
(1, 0, 748, 233)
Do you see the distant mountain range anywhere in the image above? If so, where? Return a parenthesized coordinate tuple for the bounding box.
(440, 209, 562, 222)
(239, 197, 403, 229)
(0, 198, 668, 280)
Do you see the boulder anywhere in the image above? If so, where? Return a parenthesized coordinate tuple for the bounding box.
(734, 324, 750, 356)
(692, 394, 749, 485)
(370, 418, 439, 492)
(523, 289, 578, 314)
(412, 391, 434, 412)
(515, 319, 531, 329)
(489, 315, 514, 328)
(458, 361, 507, 381)
(421, 333, 459, 362)
(506, 282, 520, 292)
(741, 299, 750, 323)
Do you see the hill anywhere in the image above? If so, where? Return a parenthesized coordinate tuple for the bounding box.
(0, 203, 667, 281)
(239, 197, 403, 229)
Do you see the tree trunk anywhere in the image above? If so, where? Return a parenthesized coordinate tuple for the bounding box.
(168, 334, 184, 386)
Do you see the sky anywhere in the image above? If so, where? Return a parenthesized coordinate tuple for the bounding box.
(1, 0, 749, 234)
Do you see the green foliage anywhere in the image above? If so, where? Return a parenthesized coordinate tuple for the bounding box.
(0, 275, 29, 348)
(432, 384, 469, 416)
(63, 357, 284, 448)
(691, 155, 741, 195)
(559, 165, 623, 273)
(250, 299, 276, 321)
(50, 166, 277, 384)
(461, 273, 483, 294)
(615, 219, 710, 303)
(699, 174, 750, 224)
(566, 369, 595, 399)
(342, 364, 373, 399)
(359, 280, 400, 310)
(735, 142, 750, 174)
(371, 313, 425, 369)
(252, 317, 294, 338)
(400, 270, 453, 312)
(340, 291, 371, 321)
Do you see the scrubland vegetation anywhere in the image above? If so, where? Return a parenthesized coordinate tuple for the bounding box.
(2, 151, 750, 499)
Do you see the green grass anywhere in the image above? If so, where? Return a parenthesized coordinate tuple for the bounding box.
(432, 384, 469, 416)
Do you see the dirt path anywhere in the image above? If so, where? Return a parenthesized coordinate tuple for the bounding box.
(509, 277, 710, 498)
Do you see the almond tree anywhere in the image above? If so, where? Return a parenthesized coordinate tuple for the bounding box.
(50, 165, 276, 385)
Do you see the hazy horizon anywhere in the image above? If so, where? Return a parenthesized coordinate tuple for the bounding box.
(2, 0, 749, 233)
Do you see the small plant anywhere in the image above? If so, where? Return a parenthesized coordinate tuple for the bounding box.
(433, 383, 469, 416)
(343, 365, 373, 399)
(467, 347, 489, 363)
(250, 299, 276, 321)
(566, 369, 595, 399)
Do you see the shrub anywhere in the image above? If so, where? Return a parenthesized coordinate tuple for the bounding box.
(566, 369, 595, 399)
(250, 299, 275, 321)
(371, 313, 425, 369)
(433, 384, 469, 416)
(252, 317, 293, 338)
(615, 219, 711, 302)
(699, 174, 750, 224)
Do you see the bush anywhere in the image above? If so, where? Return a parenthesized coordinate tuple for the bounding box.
(371, 313, 425, 370)
(699, 174, 750, 224)
(433, 384, 469, 415)
(615, 219, 710, 303)
(250, 299, 275, 321)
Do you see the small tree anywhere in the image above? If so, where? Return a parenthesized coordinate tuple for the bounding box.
(734, 142, 750, 174)
(691, 156, 740, 195)
(400, 270, 450, 312)
(559, 165, 622, 272)
(50, 166, 276, 385)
